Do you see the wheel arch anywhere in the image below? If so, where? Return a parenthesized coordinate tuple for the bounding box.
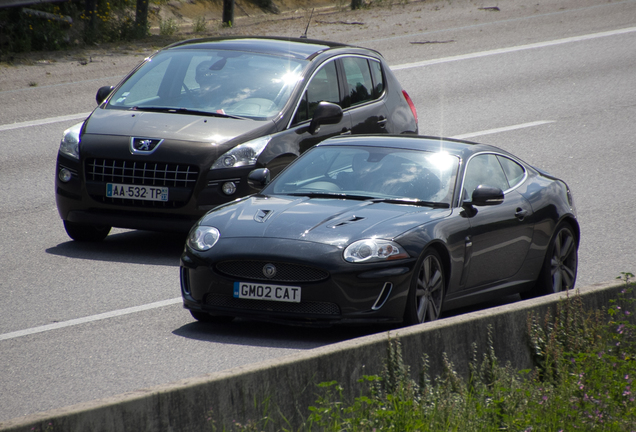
(425, 241, 452, 292)
(559, 216, 580, 247)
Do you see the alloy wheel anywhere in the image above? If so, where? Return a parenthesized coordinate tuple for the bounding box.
(549, 226, 578, 292)
(414, 252, 444, 322)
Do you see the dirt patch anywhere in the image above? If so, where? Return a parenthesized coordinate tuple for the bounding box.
(154, 0, 341, 27)
(0, 0, 432, 92)
(0, 0, 354, 67)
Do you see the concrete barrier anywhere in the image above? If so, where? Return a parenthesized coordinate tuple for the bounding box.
(0, 280, 629, 432)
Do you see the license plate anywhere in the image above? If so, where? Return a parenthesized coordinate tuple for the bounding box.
(233, 282, 301, 303)
(106, 183, 168, 202)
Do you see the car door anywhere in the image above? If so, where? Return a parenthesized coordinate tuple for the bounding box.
(289, 59, 353, 154)
(339, 56, 390, 134)
(462, 153, 535, 288)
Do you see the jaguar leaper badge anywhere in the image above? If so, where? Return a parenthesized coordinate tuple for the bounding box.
(263, 263, 277, 279)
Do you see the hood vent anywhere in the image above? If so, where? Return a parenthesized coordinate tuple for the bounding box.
(329, 215, 365, 228)
(254, 209, 273, 223)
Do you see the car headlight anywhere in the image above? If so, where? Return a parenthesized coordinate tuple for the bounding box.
(187, 226, 220, 251)
(59, 122, 83, 160)
(344, 239, 409, 263)
(211, 135, 271, 170)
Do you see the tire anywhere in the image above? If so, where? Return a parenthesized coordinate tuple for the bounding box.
(190, 310, 235, 324)
(523, 222, 578, 299)
(63, 220, 111, 242)
(404, 248, 445, 325)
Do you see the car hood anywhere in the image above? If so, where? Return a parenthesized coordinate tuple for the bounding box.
(201, 195, 450, 247)
(84, 107, 268, 144)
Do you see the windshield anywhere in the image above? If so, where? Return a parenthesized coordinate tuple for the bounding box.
(107, 49, 307, 120)
(265, 145, 460, 205)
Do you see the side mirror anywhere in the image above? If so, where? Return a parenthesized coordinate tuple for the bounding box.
(247, 168, 271, 189)
(466, 185, 504, 206)
(308, 102, 343, 135)
(96, 86, 114, 105)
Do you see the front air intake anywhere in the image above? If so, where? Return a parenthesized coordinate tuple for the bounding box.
(372, 282, 393, 310)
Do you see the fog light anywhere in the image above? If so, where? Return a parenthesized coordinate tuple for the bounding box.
(58, 168, 72, 183)
(222, 181, 237, 195)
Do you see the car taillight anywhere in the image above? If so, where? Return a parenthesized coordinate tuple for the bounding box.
(402, 90, 418, 125)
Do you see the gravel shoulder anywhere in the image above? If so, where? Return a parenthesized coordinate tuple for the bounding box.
(0, 0, 452, 93)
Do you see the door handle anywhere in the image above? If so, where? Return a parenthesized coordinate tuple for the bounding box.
(340, 128, 352, 135)
(515, 208, 528, 220)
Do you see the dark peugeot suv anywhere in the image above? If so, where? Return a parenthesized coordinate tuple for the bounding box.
(55, 36, 418, 241)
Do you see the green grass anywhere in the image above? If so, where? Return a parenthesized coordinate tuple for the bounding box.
(159, 18, 179, 36)
(212, 275, 636, 431)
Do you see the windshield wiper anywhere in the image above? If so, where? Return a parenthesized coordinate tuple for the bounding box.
(369, 198, 450, 209)
(284, 192, 449, 207)
(286, 192, 377, 200)
(130, 106, 244, 119)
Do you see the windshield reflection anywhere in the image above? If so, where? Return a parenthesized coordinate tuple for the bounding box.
(267, 146, 460, 205)
(108, 49, 307, 120)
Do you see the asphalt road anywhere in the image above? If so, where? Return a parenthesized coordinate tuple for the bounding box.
(1, 0, 635, 423)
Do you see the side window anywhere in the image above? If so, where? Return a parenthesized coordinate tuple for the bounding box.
(342, 57, 374, 106)
(293, 61, 340, 124)
(497, 156, 526, 188)
(463, 154, 510, 198)
(369, 59, 385, 98)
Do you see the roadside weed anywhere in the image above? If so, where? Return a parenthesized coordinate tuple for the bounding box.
(159, 18, 178, 36)
(205, 277, 636, 431)
(193, 16, 207, 33)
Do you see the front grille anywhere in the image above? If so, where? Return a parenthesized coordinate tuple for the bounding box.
(216, 260, 329, 283)
(86, 158, 199, 187)
(85, 158, 199, 208)
(205, 294, 340, 316)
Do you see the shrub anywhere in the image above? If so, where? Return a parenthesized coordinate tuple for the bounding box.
(159, 17, 178, 36)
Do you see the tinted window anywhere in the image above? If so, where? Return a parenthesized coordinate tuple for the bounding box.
(268, 146, 459, 204)
(369, 59, 385, 98)
(108, 49, 306, 119)
(293, 60, 340, 124)
(110, 55, 172, 106)
(463, 154, 509, 198)
(342, 57, 374, 106)
(497, 156, 526, 188)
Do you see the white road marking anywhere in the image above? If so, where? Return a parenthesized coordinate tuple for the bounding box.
(2, 27, 634, 132)
(391, 27, 636, 71)
(451, 120, 555, 140)
(0, 298, 182, 342)
(0, 120, 554, 342)
(1, 27, 626, 341)
(0, 112, 90, 132)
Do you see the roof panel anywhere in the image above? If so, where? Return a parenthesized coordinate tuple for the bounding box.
(168, 37, 347, 60)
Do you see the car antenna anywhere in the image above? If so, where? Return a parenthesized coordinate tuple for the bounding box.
(300, 8, 314, 39)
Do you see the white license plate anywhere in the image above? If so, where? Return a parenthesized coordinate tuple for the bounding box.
(106, 183, 168, 202)
(233, 282, 301, 303)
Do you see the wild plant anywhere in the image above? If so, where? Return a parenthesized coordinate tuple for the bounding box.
(206, 277, 636, 431)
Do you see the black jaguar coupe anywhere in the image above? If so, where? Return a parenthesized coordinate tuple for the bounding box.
(180, 135, 579, 326)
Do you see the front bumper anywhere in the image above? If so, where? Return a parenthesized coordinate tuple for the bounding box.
(180, 237, 416, 325)
(55, 152, 261, 232)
